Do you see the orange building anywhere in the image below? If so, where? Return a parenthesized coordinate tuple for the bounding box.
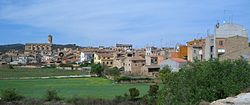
(177, 45, 187, 59)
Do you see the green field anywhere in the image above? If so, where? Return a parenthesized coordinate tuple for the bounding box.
(0, 68, 87, 79)
(0, 78, 152, 99)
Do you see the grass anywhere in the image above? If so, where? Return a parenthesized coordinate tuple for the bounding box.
(0, 78, 154, 99)
(0, 68, 87, 79)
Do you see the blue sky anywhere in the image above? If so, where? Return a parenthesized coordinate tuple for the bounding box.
(0, 0, 250, 47)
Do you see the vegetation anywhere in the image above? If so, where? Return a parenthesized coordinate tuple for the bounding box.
(104, 67, 120, 77)
(158, 58, 250, 105)
(0, 68, 87, 79)
(159, 65, 172, 83)
(0, 88, 24, 102)
(0, 78, 151, 99)
(0, 44, 24, 53)
(129, 88, 140, 100)
(115, 76, 153, 83)
(45, 89, 62, 101)
(91, 63, 104, 76)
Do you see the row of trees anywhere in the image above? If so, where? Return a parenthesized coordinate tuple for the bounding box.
(158, 58, 250, 105)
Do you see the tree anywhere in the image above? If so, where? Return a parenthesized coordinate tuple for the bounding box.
(148, 85, 159, 97)
(158, 58, 250, 105)
(104, 67, 120, 77)
(90, 63, 104, 77)
(159, 65, 172, 83)
(145, 84, 160, 105)
(129, 88, 140, 100)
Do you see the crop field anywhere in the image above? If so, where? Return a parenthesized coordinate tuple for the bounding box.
(0, 68, 87, 79)
(0, 78, 153, 99)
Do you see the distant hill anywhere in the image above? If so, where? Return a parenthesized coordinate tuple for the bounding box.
(0, 44, 25, 53)
(0, 44, 82, 53)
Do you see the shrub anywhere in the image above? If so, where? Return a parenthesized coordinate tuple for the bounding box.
(158, 58, 250, 105)
(1, 88, 24, 102)
(129, 88, 140, 100)
(8, 65, 14, 69)
(104, 67, 120, 77)
(91, 63, 104, 77)
(45, 89, 61, 101)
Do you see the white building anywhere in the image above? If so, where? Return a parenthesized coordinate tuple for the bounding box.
(160, 58, 187, 72)
(80, 52, 93, 63)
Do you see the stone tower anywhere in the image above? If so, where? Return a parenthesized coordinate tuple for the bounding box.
(48, 35, 52, 44)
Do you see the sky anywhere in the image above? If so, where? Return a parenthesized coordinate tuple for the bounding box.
(0, 0, 250, 48)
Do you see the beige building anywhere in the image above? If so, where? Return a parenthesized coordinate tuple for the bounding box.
(141, 65, 160, 77)
(204, 23, 250, 61)
(219, 36, 250, 60)
(25, 35, 52, 55)
(124, 56, 145, 75)
(187, 39, 205, 62)
(93, 52, 114, 67)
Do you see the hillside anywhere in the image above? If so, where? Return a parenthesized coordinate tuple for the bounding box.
(0, 44, 25, 52)
(0, 44, 82, 53)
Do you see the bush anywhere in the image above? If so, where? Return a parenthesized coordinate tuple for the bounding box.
(1, 88, 24, 102)
(91, 63, 104, 77)
(45, 89, 61, 101)
(158, 59, 250, 105)
(8, 65, 14, 69)
(104, 67, 120, 77)
(129, 88, 140, 100)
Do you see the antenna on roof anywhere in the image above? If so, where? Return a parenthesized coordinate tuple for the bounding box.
(207, 29, 210, 36)
(223, 10, 227, 23)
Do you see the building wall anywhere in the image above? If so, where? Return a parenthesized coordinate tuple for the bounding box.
(93, 53, 101, 64)
(160, 59, 180, 72)
(220, 36, 250, 60)
(177, 46, 187, 59)
(124, 57, 145, 75)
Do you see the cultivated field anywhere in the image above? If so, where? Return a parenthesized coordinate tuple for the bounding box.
(0, 78, 152, 99)
(0, 68, 87, 79)
(0, 68, 155, 99)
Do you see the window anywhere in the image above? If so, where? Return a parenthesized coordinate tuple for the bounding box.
(110, 62, 113, 64)
(219, 41, 223, 46)
(135, 64, 137, 66)
(106, 62, 109, 64)
(108, 57, 110, 59)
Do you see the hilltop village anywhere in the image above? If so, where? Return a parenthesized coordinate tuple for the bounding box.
(0, 23, 250, 78)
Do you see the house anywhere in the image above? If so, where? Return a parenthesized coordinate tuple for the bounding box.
(160, 58, 187, 72)
(124, 56, 145, 75)
(187, 39, 205, 62)
(141, 65, 160, 77)
(80, 52, 93, 63)
(116, 44, 133, 51)
(204, 23, 250, 61)
(93, 52, 114, 67)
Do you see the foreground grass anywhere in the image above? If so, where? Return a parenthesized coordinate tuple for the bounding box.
(0, 68, 87, 79)
(0, 78, 152, 99)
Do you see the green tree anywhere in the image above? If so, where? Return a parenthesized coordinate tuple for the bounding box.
(104, 67, 120, 77)
(90, 63, 104, 77)
(129, 88, 140, 100)
(158, 58, 250, 105)
(159, 65, 172, 83)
